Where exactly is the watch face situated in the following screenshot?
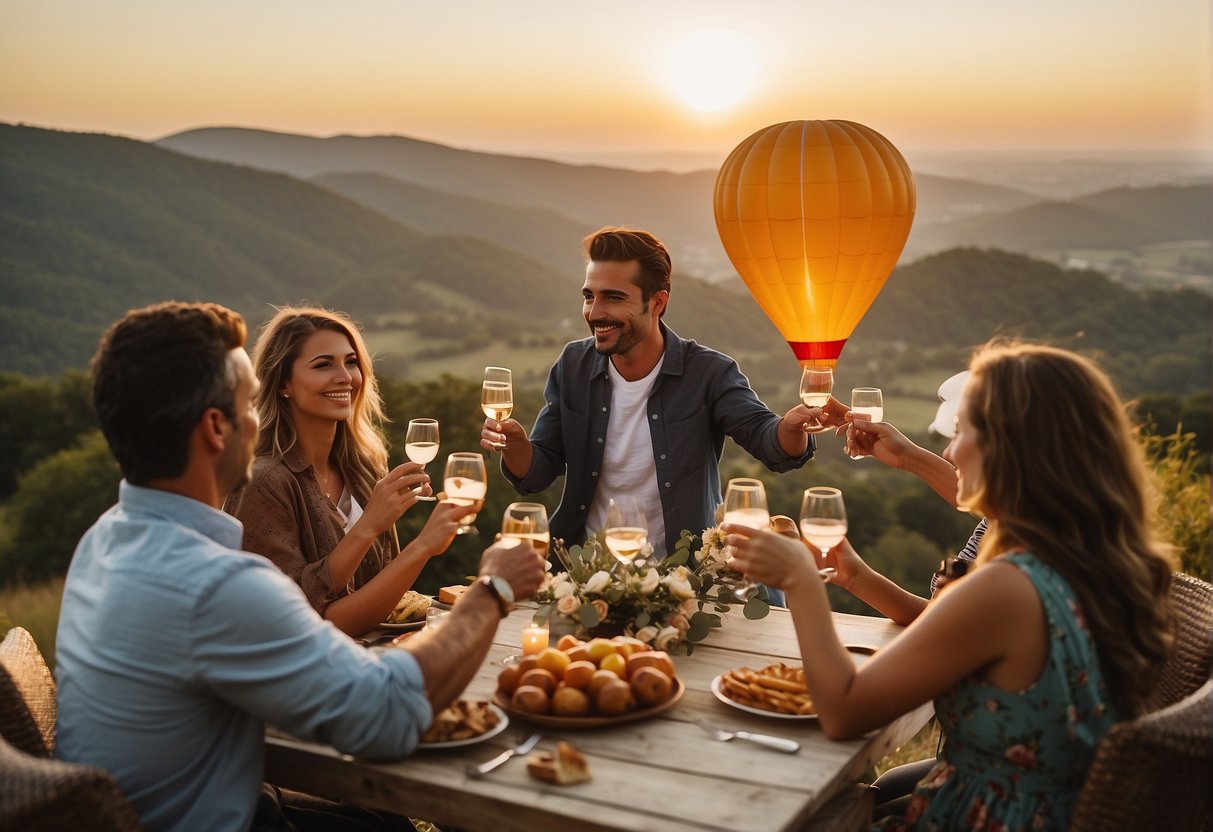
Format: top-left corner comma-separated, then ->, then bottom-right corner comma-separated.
490,576 -> 514,606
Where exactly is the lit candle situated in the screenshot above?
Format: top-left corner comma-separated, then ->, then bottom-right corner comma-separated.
521,624 -> 549,655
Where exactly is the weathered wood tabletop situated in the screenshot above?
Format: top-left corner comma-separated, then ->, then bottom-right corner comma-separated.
264,605 -> 933,832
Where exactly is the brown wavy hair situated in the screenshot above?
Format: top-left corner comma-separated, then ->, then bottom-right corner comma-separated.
964,341 -> 1173,718
250,307 -> 389,517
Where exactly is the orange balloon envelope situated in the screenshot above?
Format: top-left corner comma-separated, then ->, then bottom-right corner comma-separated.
714,120 -> 916,369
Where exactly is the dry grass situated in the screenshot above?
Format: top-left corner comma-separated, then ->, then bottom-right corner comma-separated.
873,718 -> 940,777
0,575 -> 65,666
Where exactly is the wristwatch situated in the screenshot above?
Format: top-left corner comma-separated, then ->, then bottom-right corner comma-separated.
477,574 -> 515,618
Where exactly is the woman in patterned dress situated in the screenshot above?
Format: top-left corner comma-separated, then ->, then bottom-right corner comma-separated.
727,341 -> 1174,830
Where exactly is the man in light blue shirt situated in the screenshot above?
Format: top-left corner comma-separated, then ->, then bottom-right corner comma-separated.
56,302 -> 544,832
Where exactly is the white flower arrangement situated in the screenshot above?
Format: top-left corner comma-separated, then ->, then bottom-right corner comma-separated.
533,527 -> 771,654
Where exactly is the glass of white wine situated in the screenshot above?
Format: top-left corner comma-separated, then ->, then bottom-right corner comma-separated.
799,486 -> 847,579
848,388 -> 883,460
443,452 -> 487,535
723,477 -> 770,601
799,367 -> 834,434
500,502 -> 551,562
481,366 -> 513,450
404,418 -> 439,500
603,497 -> 648,568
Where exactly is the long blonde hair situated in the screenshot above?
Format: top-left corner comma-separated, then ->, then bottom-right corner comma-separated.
964,341 -> 1173,718
251,307 -> 389,511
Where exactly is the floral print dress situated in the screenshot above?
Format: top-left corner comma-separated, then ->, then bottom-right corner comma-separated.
876,553 -> 1116,831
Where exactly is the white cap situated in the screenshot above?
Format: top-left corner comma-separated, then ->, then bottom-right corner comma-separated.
928,371 -> 970,438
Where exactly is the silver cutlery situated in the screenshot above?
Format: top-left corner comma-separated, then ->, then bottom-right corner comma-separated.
466,732 -> 542,778
695,718 -> 800,753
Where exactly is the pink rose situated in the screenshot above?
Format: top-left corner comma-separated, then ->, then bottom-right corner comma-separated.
556,595 -> 581,616
670,613 -> 690,637
591,599 -> 609,621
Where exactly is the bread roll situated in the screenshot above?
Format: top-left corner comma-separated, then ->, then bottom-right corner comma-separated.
438,585 -> 470,605
526,741 -> 591,785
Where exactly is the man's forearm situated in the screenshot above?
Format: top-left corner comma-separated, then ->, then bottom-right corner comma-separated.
406,585 -> 501,711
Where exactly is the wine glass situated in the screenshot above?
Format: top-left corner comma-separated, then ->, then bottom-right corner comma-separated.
501,502 -> 551,562
481,367 -> 513,450
443,452 -> 487,535
722,477 -> 770,601
799,486 -> 847,579
848,388 -> 883,460
799,367 -> 834,434
603,497 -> 648,568
404,418 -> 440,500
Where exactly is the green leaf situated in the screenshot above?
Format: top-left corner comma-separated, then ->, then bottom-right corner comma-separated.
579,603 -> 600,628
634,611 -> 651,629
743,597 -> 769,619
686,622 -> 710,642
689,610 -> 713,627
533,604 -> 552,626
664,548 -> 689,567
685,641 -> 696,656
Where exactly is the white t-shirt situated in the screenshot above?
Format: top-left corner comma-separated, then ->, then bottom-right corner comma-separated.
586,357 -> 667,554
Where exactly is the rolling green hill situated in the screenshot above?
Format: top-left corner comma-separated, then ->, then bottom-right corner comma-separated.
312,172 -> 591,278
0,123 -> 574,374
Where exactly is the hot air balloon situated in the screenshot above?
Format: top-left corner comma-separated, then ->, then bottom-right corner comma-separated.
714,120 -> 915,369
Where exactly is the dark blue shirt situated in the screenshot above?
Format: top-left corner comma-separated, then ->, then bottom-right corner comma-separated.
504,323 -> 814,554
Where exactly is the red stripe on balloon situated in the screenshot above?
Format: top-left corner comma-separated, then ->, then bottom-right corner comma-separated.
788,340 -> 847,361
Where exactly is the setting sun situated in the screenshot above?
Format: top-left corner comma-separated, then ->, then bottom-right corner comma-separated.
664,29 -> 760,114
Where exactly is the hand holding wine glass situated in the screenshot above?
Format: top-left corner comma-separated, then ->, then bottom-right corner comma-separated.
404,418 -> 440,500
501,502 -> 551,561
603,497 -> 648,568
481,367 -> 513,450
799,486 -> 847,579
443,452 -> 487,535
799,367 -> 834,434
723,477 -> 770,600
847,388 -> 883,460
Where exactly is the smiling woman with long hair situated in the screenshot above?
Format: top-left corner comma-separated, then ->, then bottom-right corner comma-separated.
726,341 -> 1174,830
225,307 -> 472,637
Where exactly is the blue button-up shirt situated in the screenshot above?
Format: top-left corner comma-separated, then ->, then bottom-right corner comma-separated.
55,482 -> 432,832
505,323 -> 814,554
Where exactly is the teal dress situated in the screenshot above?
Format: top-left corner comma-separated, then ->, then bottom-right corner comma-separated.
877,553 -> 1117,831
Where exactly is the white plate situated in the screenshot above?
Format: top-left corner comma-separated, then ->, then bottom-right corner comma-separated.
377,619 -> 426,632
710,675 -> 817,721
418,703 -> 509,749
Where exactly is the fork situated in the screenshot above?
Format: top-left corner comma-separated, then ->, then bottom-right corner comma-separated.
466,732 -> 542,778
695,718 -> 800,753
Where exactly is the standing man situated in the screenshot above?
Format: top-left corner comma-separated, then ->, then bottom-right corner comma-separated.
56,301 -> 545,831
481,226 -> 816,557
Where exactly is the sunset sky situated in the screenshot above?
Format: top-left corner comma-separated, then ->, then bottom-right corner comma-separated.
2,0 -> 1210,162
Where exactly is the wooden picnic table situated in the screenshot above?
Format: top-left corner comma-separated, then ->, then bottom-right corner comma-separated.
264,605 -> 933,832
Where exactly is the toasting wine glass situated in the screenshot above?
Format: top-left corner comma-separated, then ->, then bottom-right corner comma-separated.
603,497 -> 648,568
799,486 -> 847,579
723,477 -> 771,601
404,418 -> 439,500
443,452 -> 487,535
799,367 -> 834,434
501,502 -> 550,562
482,367 -> 513,450
848,388 -> 883,460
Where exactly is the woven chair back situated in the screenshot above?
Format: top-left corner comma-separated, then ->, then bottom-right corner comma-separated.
1071,679 -> 1213,831
1147,572 -> 1213,712
0,627 -> 56,757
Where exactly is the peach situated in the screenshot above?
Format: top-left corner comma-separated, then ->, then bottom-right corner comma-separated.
595,677 -> 636,716
497,664 -> 524,697
562,660 -> 597,690
556,634 -> 582,651
588,669 -> 619,699
625,650 -> 676,680
551,686 -> 591,717
518,667 -> 558,696
599,652 -> 627,678
585,638 -> 617,663
511,685 -> 550,715
535,647 -> 572,678
629,666 -> 673,706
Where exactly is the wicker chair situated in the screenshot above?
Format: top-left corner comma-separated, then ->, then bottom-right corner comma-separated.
0,627 -> 142,830
0,627 -> 56,757
1070,678 -> 1213,832
1146,571 -> 1213,712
